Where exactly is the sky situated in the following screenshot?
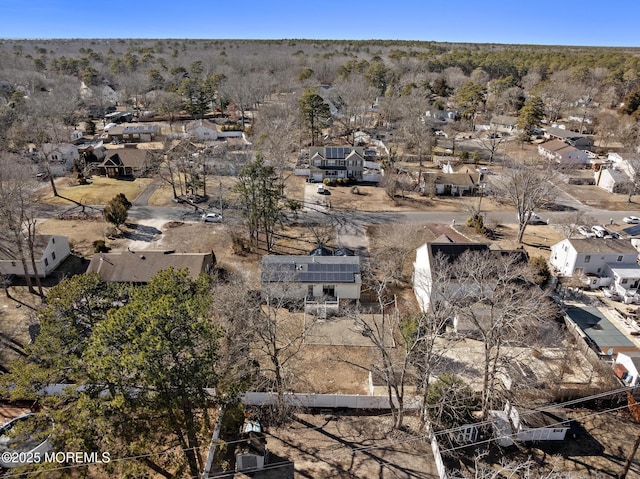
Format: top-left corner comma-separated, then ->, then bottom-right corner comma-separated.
2,0 -> 640,47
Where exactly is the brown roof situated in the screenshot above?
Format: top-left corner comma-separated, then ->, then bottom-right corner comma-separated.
102,149 -> 151,169
435,172 -> 478,187
540,139 -> 575,155
86,250 -> 215,283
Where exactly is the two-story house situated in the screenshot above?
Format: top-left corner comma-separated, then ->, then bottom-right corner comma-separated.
413,238 -> 527,314
40,143 -> 80,176
261,253 -> 361,315
0,235 -> 70,278
307,146 -> 380,183
550,238 -> 640,300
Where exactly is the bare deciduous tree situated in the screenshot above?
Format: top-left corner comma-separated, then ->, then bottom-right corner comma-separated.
490,162 -> 555,243
448,250 -> 558,419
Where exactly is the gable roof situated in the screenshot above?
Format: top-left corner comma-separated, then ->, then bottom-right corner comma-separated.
0,235 -> 57,261
426,241 -> 528,270
86,250 -> 214,283
490,115 -> 518,126
107,123 -> 159,136
539,139 -> 577,155
309,146 -> 365,160
546,127 -> 588,140
186,119 -> 218,132
261,255 -> 360,283
435,172 -> 478,187
101,149 -> 150,169
560,238 -> 638,255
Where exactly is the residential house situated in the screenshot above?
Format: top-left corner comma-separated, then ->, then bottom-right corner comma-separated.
538,139 -> 589,166
40,143 -> 79,176
433,164 -> 479,196
545,126 -> 594,149
0,235 -> 70,278
492,402 -> 572,447
107,123 -> 159,143
86,250 -> 216,284
595,153 -> 638,193
306,146 -> 381,183
489,115 -> 519,134
185,119 -> 219,141
424,109 -> 459,123
595,167 -> 632,193
261,254 -> 361,313
413,238 -> 527,314
96,147 -> 152,178
614,351 -> 640,386
550,238 -> 640,299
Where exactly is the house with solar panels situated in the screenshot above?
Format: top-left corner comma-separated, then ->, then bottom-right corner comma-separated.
261,254 -> 361,315
306,146 -> 381,183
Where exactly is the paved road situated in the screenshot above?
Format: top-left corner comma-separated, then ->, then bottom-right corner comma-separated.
32,194 -> 639,233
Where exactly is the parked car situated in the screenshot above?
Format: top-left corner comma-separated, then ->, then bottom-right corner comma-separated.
577,226 -> 596,238
591,225 -> 607,238
518,212 -> 546,225
201,213 -> 222,223
623,216 -> 640,224
317,184 -> 326,194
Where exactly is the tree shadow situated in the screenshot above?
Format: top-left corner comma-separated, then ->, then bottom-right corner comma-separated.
122,223 -> 162,243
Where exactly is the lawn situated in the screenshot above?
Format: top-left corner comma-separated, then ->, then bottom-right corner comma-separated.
37,176 -> 153,205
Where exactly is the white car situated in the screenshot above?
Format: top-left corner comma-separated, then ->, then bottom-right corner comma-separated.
201,213 -> 222,223
623,216 -> 640,224
577,226 -> 596,238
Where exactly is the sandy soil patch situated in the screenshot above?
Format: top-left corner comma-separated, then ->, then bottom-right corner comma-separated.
266,413 -> 438,479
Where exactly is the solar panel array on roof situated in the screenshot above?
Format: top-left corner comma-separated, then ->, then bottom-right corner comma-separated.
623,225 -> 640,236
262,258 -> 360,283
325,147 -> 351,159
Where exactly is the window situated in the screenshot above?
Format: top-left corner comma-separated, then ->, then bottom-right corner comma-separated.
597,268 -> 601,273
44,258 -> 49,267
584,255 -> 591,263
622,279 -> 629,284
52,251 -> 56,260
52,237 -> 55,243
617,255 -> 623,262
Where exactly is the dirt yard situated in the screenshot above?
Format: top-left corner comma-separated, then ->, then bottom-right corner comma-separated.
265,413 -> 439,479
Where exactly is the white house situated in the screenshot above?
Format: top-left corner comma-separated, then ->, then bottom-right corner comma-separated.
596,153 -> 638,192
41,143 -> 79,176
413,239 -> 526,313
261,254 -> 361,309
0,235 -> 70,278
538,139 -> 589,166
185,119 -> 219,141
595,167 -> 632,193
614,351 -> 640,386
550,238 -> 640,296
